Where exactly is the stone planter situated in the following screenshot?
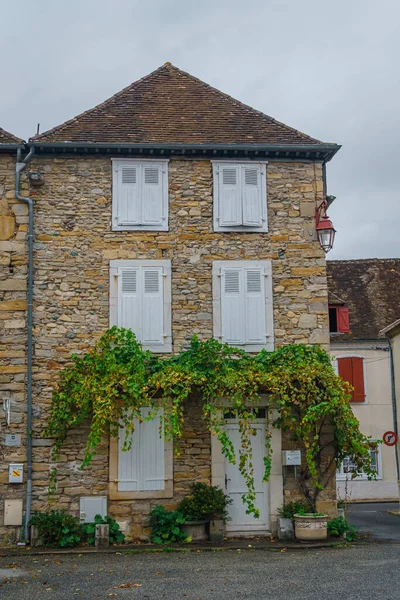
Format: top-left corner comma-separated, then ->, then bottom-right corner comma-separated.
278,517 -> 294,541
209,519 -> 225,542
337,507 -> 345,519
294,514 -> 328,542
181,520 -> 208,542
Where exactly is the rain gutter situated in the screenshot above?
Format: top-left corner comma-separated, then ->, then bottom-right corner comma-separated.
15,146 -> 35,542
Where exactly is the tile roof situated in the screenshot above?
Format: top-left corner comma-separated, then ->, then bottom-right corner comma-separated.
327,259 -> 400,341
32,63 -> 333,146
0,126 -> 23,145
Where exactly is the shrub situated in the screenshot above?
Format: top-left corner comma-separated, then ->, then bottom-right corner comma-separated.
148,505 -> 187,544
82,514 -> 125,545
277,501 -> 312,521
29,509 -> 82,548
327,517 -> 358,541
177,483 -> 232,522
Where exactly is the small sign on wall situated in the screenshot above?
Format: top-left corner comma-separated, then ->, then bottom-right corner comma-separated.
8,463 -> 23,483
4,433 -> 22,447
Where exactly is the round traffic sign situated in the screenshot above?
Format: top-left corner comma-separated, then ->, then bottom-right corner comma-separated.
383,431 -> 398,446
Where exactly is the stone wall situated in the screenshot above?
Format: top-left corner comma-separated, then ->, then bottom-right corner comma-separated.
0,153 -> 28,542
1,155 -> 333,540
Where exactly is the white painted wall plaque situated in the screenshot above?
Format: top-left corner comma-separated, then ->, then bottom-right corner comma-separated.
4,433 -> 22,447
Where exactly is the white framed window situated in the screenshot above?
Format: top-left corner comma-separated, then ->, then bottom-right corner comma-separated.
212,260 -> 274,352
109,407 -> 173,500
109,259 -> 172,352
336,443 -> 382,481
112,159 -> 169,231
212,161 -> 268,232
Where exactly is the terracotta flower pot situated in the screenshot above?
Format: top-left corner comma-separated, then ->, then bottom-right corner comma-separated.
294,514 -> 328,542
181,520 -> 208,542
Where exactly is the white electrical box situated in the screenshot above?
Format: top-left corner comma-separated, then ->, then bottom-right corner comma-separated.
79,496 -> 107,523
8,464 -> 24,483
4,499 -> 23,526
282,450 -> 301,466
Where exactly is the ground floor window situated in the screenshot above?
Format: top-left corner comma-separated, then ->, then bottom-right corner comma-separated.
337,443 -> 381,480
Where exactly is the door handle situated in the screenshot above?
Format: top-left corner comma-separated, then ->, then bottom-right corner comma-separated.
225,474 -> 231,489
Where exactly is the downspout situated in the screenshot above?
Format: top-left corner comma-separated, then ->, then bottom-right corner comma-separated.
386,335 -> 400,481
15,145 -> 35,542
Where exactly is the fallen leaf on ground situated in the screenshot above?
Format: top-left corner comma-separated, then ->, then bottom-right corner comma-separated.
114,583 -> 142,588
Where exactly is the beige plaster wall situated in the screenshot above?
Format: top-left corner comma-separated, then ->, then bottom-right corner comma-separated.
332,346 -> 398,501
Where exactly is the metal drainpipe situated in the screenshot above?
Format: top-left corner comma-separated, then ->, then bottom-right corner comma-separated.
15,145 -> 35,542
386,336 -> 400,481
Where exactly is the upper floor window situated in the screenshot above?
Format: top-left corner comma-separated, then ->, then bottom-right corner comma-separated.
212,260 -> 274,352
329,305 -> 350,333
112,159 -> 168,231
109,259 -> 172,353
212,162 -> 268,232
337,356 -> 366,403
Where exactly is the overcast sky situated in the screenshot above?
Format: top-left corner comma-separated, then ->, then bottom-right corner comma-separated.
1,0 -> 399,260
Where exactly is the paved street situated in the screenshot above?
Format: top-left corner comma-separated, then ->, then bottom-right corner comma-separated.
1,544 -> 400,599
347,502 -> 400,541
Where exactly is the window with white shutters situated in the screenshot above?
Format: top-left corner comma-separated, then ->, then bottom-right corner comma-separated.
212,162 -> 267,232
112,160 -> 168,231
213,260 -> 274,352
118,408 -> 165,492
110,260 -> 172,352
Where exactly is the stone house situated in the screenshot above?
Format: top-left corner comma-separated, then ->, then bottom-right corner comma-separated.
0,63 -> 341,542
327,259 -> 400,502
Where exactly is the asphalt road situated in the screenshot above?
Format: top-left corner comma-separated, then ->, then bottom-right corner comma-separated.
347,502 -> 400,541
1,544 -> 400,600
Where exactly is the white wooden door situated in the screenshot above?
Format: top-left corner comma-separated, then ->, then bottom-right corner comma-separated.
225,419 -> 269,532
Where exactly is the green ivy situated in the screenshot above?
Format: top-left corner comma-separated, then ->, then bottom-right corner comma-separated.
148,505 -> 188,544
45,327 -> 377,515
29,509 -> 83,548
327,516 -> 358,541
82,514 -> 125,545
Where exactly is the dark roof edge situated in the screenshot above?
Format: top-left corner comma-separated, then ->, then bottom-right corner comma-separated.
28,142 -> 341,162
0,143 -> 25,150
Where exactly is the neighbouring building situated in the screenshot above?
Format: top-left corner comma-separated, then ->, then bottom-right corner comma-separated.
0,63 -> 341,542
327,259 -> 400,502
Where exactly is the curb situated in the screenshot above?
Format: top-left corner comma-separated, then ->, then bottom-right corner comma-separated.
0,539 -> 353,557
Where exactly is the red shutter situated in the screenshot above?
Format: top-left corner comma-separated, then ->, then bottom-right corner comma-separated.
338,357 -> 353,400
351,357 -> 365,402
338,356 -> 365,403
337,307 -> 350,333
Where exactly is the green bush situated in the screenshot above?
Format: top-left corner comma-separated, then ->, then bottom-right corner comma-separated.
82,514 -> 125,545
148,505 -> 187,544
277,501 -> 312,521
29,509 -> 82,548
177,483 -> 232,522
327,517 -> 358,541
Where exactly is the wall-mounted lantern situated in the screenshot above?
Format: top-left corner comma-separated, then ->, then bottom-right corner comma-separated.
316,199 -> 336,253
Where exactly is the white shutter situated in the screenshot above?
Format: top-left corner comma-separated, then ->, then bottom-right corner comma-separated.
218,166 -> 242,226
142,164 -> 164,225
140,408 -> 165,491
118,419 -> 140,491
118,408 -> 165,492
242,166 -> 263,227
244,269 -> 266,344
118,268 -> 141,339
141,267 -> 164,345
221,268 -> 245,345
117,164 -> 141,225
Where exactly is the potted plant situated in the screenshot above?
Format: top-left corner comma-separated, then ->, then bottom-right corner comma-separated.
293,508 -> 328,542
177,483 -> 231,542
276,501 -> 311,540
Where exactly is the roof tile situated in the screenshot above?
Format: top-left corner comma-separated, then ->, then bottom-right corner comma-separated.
327,259 -> 400,341
32,63 -> 331,146
0,126 -> 23,145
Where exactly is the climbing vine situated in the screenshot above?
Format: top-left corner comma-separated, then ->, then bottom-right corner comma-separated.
45,327 -> 377,514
